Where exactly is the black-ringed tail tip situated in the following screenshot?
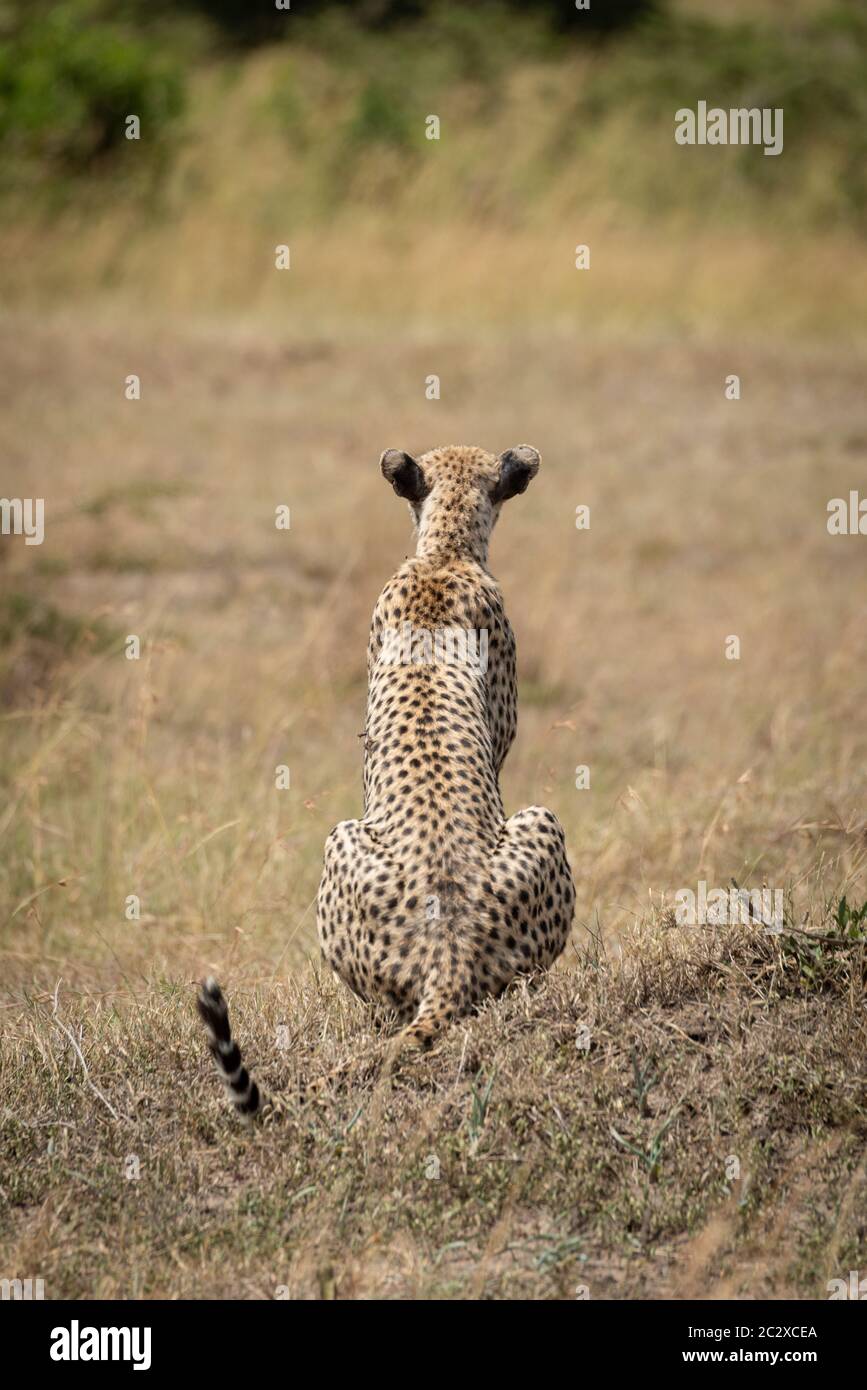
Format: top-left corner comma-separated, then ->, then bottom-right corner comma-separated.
196,977 -> 262,1117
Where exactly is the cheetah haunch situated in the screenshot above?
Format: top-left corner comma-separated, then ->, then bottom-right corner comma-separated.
198,445 -> 575,1115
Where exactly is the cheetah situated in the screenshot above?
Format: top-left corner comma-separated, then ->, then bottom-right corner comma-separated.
198,445 -> 575,1115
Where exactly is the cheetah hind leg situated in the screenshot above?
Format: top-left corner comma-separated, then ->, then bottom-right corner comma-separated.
307,1000 -> 445,1101
377,991 -> 450,1080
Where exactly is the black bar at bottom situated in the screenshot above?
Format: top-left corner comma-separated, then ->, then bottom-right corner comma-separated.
5,1297 -> 861,1375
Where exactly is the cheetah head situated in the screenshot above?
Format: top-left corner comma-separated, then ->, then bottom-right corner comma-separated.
380,443 -> 540,562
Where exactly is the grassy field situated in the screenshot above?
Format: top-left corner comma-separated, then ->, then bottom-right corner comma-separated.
1,305 -> 865,1298
1,0 -> 866,1301
3,918 -> 865,1299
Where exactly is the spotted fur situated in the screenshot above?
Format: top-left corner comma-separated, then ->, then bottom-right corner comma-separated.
319,444 -> 575,1045
198,443 -> 576,1116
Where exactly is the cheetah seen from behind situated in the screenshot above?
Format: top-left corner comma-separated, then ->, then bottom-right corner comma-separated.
198,444 -> 576,1115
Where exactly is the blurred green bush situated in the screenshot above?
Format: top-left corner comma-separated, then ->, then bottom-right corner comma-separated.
0,0 -> 184,169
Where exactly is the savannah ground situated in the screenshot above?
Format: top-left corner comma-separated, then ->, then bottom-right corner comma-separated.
1,0 -> 866,1299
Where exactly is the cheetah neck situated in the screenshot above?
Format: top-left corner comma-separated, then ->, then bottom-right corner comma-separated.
414,500 -> 491,567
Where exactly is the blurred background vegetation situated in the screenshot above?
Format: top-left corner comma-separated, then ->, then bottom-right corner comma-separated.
0,0 -> 865,322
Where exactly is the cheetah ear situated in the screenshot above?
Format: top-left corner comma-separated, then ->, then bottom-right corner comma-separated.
380,449 -> 428,504
493,445 -> 540,503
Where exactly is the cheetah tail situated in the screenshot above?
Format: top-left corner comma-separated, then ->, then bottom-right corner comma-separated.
196,977 -> 264,1118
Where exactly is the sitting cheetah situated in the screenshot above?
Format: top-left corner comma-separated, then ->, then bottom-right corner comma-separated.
198,445 -> 575,1115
